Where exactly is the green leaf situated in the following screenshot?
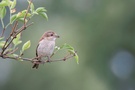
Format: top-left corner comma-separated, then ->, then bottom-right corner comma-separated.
13,54 -> 19,57
60,43 -> 79,64
0,37 -> 4,41
5,0 -> 11,6
8,53 -> 18,57
27,0 -> 34,13
30,2 -> 34,13
32,11 -> 38,15
38,12 -> 48,21
74,53 -> 79,64
0,1 -> 8,7
13,33 -> 22,47
10,14 -> 17,24
17,18 -> 28,23
36,7 -> 47,13
60,43 -> 74,50
16,10 -> 31,18
0,41 -> 6,48
22,40 -> 31,52
10,0 -> 16,9
68,49 -> 75,54
0,6 -> 6,18
15,40 -> 22,46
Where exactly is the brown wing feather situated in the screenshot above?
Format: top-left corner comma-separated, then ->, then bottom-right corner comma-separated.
32,44 -> 39,69
36,44 -> 39,57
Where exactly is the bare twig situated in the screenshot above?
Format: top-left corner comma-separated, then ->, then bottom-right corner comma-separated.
1,21 -> 19,55
7,47 -> 18,55
24,0 -> 32,27
2,52 -> 76,64
0,28 -> 6,37
5,22 -> 33,49
0,22 -> 33,57
11,21 -> 18,34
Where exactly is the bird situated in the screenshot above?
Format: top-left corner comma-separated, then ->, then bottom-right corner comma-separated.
32,31 -> 60,69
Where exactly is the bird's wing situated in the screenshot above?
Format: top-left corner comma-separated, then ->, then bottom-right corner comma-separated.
36,44 -> 39,57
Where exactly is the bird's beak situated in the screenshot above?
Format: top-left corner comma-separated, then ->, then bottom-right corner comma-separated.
55,35 -> 60,38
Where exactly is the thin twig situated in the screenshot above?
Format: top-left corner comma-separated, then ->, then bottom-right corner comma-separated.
1,18 -> 4,28
0,28 -> 5,37
4,22 -> 33,49
2,52 -> 76,64
1,22 -> 18,55
1,22 -> 33,56
6,47 -> 18,55
16,22 -> 33,35
11,21 -> 18,35
24,0 -> 32,27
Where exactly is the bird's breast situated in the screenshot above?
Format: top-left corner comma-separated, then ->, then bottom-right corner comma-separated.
37,39 -> 55,57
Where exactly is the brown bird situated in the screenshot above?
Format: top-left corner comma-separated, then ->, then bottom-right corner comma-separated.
32,31 -> 60,69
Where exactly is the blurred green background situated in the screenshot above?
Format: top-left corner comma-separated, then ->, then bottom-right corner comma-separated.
1,0 -> 135,90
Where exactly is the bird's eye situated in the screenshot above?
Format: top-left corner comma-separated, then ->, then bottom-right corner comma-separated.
50,34 -> 53,36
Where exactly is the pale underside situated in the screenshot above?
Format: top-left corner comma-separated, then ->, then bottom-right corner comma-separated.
37,38 -> 55,61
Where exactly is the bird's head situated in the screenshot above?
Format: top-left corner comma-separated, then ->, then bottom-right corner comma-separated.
39,30 -> 60,41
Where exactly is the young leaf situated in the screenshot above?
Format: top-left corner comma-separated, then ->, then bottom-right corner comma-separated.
0,37 -> 4,41
16,11 -> 31,18
38,12 -> 48,21
13,54 -> 19,57
36,7 -> 47,13
14,40 -> 22,47
0,7 -> 6,18
32,11 -> 38,15
15,41 -> 22,46
10,0 -> 16,9
68,49 -> 75,54
13,33 -> 22,47
60,43 -> 79,64
30,2 -> 34,13
60,43 -> 74,50
74,53 -> 79,64
5,0 -> 11,6
13,33 -> 21,43
0,1 -> 8,7
17,18 -> 28,23
0,41 -> 6,48
7,53 -> 18,58
22,40 -> 31,52
10,14 -> 17,24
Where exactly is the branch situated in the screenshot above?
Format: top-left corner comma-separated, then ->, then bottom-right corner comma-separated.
0,22 -> 33,57
24,0 -> 32,27
2,51 -> 77,65
0,28 -> 5,37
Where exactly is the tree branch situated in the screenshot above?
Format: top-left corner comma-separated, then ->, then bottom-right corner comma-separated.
1,51 -> 77,65
24,0 -> 32,27
0,28 -> 5,37
0,22 -> 33,57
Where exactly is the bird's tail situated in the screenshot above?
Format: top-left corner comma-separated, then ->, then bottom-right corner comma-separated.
32,63 -> 39,69
33,45 -> 40,69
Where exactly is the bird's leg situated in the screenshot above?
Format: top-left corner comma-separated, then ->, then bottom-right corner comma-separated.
32,55 -> 42,64
46,56 -> 50,62
36,55 -> 42,60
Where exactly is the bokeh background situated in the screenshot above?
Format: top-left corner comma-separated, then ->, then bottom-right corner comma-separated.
1,0 -> 135,90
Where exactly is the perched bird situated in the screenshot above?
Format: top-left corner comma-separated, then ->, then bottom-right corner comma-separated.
32,31 -> 60,69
